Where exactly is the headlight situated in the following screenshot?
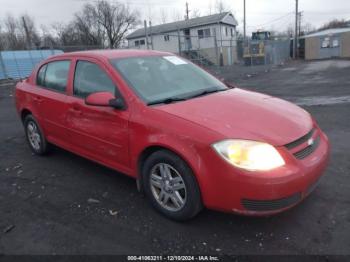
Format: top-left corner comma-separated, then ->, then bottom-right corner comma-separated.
212,139 -> 285,171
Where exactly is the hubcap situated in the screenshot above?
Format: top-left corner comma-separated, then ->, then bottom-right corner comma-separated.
149,163 -> 187,212
27,121 -> 41,151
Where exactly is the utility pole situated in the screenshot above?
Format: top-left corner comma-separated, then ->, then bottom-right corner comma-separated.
293,0 -> 298,59
22,16 -> 32,49
298,11 -> 303,36
144,20 -> 149,50
185,2 -> 190,20
243,0 -> 246,42
149,20 -> 154,50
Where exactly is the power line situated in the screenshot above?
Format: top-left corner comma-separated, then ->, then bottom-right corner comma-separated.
246,12 -> 293,29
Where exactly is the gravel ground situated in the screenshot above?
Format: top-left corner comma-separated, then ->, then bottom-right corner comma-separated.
0,59 -> 349,256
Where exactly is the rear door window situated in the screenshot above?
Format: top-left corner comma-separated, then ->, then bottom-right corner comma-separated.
73,60 -> 115,98
39,61 -> 70,93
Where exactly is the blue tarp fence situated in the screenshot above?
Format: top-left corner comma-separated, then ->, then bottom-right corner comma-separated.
0,50 -> 63,80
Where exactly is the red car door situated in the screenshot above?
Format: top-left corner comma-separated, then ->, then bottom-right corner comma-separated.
34,60 -> 71,144
65,58 -> 130,172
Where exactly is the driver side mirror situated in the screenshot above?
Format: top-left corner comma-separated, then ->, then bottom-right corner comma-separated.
85,91 -> 125,110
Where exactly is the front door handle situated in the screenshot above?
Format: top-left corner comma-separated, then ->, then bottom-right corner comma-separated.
33,96 -> 43,103
70,105 -> 83,116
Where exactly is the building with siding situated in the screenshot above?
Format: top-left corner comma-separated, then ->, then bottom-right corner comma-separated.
304,28 -> 350,60
126,12 -> 238,65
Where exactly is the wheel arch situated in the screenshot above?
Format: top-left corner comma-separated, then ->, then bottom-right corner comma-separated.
136,143 -> 203,196
21,108 -> 32,122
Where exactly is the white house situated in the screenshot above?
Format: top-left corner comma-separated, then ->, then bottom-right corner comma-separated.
126,12 -> 238,65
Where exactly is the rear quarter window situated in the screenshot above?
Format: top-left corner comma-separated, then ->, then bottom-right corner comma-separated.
36,60 -> 70,93
36,64 -> 47,86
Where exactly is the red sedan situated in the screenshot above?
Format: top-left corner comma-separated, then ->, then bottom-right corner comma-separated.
15,50 -> 330,220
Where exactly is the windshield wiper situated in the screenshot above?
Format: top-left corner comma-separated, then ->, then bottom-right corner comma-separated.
147,88 -> 227,105
186,88 -> 226,99
147,96 -> 187,106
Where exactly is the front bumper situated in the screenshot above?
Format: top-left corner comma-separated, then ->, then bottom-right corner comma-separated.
197,129 -> 330,215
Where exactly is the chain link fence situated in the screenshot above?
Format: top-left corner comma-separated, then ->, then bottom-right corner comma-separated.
0,39 -> 292,80
128,33 -> 238,67
237,39 -> 291,66
128,32 -> 291,67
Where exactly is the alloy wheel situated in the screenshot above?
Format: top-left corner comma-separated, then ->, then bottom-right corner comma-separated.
149,163 -> 187,212
27,121 -> 41,151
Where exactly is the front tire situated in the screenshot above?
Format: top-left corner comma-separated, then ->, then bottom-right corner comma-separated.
24,115 -> 49,155
142,150 -> 202,221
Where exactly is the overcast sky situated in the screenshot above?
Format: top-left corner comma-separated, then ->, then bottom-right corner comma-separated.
0,0 -> 349,34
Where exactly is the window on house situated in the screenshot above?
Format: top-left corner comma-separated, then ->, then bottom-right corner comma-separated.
230,28 -> 234,37
164,35 -> 170,41
198,28 -> 211,39
140,39 -> 145,45
198,30 -> 203,39
225,27 -> 228,36
332,39 -> 339,48
135,40 -> 140,47
321,37 -> 330,48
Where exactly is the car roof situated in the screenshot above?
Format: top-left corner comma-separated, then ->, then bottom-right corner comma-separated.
48,49 -> 173,61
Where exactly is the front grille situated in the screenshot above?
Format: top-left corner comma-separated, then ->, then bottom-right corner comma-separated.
242,193 -> 302,211
293,135 -> 320,159
284,128 -> 321,160
285,128 -> 315,150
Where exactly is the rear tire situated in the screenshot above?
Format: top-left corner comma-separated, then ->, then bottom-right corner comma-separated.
142,150 -> 202,221
24,115 -> 49,155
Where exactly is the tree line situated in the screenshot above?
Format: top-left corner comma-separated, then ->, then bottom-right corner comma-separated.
0,0 -> 140,51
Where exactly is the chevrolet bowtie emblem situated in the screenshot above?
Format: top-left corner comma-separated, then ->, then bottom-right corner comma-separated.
307,138 -> 314,146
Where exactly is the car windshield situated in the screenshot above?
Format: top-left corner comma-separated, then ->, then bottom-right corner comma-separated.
110,55 -> 228,105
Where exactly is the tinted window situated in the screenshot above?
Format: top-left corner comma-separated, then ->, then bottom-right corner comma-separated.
74,61 -> 115,98
37,64 -> 47,86
44,61 -> 70,92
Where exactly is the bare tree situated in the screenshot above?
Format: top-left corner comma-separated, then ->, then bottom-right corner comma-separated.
191,9 -> 201,18
74,3 -> 105,47
52,22 -> 81,46
3,14 -> 22,49
208,2 -> 213,15
0,21 -> 4,50
0,0 -> 139,50
285,24 -> 294,38
94,0 -> 139,48
215,0 -> 230,14
319,19 -> 348,31
303,22 -> 316,35
19,14 -> 40,49
160,8 -> 168,24
172,10 -> 182,22
40,25 -> 58,48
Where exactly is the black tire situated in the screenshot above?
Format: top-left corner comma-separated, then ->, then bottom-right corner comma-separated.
23,115 -> 49,155
142,150 -> 202,221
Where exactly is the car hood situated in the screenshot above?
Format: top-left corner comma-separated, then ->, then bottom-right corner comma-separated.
155,88 -> 313,146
